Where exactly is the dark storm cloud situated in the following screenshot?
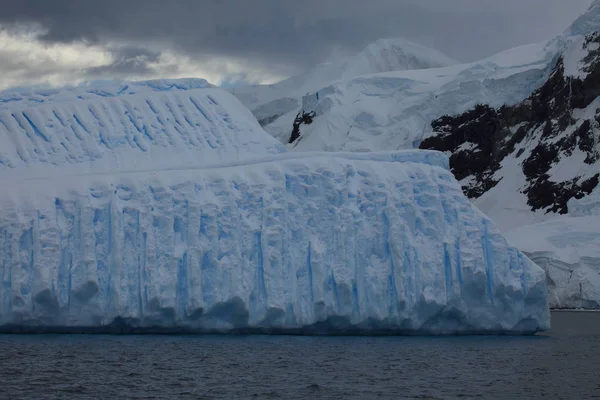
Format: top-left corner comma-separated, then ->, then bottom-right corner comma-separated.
0,0 -> 594,81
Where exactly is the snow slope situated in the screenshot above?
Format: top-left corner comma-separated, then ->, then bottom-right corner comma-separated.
0,150 -> 549,334
230,38 -> 458,125
0,79 -> 284,174
265,40 -> 559,151
259,3 -> 600,153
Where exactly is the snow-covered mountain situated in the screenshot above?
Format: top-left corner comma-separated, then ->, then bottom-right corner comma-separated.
419,7 -> 600,308
260,40 -> 559,150
420,32 -> 600,228
227,1 -> 600,309
0,80 -> 549,333
229,38 -> 457,127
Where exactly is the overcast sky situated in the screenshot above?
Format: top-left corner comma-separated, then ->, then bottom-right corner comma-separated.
0,0 -> 594,90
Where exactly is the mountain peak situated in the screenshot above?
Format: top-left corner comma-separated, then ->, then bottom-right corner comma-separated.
330,37 -> 458,81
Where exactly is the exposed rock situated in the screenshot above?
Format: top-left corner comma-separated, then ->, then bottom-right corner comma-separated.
420,33 -> 600,215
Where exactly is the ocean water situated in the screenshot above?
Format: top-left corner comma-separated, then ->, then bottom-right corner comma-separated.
1,312 -> 599,400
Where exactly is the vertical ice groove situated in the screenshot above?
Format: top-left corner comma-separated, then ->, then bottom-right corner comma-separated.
54,199 -> 70,310
455,236 -> 463,290
382,211 -> 399,316
173,195 -> 190,319
249,231 -> 267,323
481,219 -> 495,303
176,253 -> 188,320
107,196 -> 121,317
140,231 -> 147,319
307,240 -> 315,320
443,243 -> 453,301
123,206 -> 141,318
18,222 -> 34,309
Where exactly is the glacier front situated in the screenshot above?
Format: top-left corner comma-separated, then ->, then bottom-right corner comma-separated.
0,149 -> 549,334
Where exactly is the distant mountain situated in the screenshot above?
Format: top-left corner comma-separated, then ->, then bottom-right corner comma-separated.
264,40 -> 558,151
229,38 -> 457,125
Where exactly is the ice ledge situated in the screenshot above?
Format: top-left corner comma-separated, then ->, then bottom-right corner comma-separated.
0,150 -> 450,183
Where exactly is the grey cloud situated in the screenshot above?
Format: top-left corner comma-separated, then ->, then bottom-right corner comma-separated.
84,46 -> 162,78
0,0 -> 594,82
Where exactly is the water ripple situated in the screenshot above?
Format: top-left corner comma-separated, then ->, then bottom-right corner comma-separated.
0,312 -> 599,399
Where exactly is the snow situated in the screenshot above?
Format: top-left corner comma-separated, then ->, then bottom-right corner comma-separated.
473,142 -> 549,233
229,37 -> 458,122
505,216 -> 600,309
565,0 -> 600,38
0,79 -> 213,110
562,36 -> 590,78
569,186 -> 600,217
261,40 -> 560,152
0,80 -> 285,173
0,149 -> 549,334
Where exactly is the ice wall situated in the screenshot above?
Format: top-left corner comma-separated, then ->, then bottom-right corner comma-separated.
0,151 -> 550,334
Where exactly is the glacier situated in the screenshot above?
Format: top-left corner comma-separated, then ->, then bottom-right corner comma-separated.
0,81 -> 550,334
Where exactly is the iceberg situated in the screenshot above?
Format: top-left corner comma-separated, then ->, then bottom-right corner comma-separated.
0,154 -> 550,334
0,82 -> 549,334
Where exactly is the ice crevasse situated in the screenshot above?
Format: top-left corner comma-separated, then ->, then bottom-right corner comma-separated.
0,84 -> 550,334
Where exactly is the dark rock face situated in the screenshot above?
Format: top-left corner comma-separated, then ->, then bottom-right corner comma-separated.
420,33 -> 600,214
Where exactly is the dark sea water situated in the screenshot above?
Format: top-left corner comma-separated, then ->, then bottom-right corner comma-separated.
1,312 -> 599,400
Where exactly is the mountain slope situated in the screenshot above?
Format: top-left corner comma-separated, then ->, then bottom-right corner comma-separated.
420,32 -> 600,228
266,40 -> 558,151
